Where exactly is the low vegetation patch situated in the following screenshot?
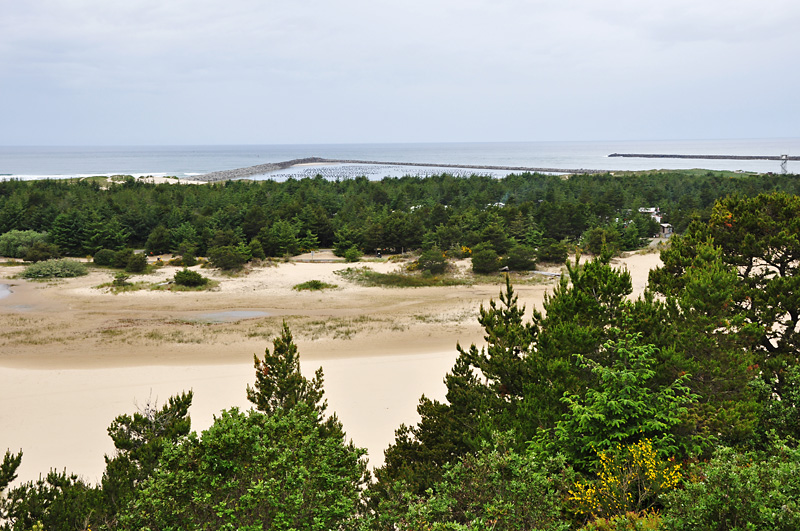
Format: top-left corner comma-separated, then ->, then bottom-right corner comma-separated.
334,266 -> 471,288
293,280 -> 337,291
174,268 -> 208,287
20,259 -> 88,279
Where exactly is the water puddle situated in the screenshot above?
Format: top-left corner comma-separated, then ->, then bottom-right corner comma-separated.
0,284 -> 10,300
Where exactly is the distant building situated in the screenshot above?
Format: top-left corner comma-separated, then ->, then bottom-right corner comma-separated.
639,207 -> 662,224
660,223 -> 673,238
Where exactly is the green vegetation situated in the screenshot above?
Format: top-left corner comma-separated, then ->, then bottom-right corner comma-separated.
335,266 -> 471,287
20,258 -> 88,279
173,268 -> 208,287
5,177 -> 800,529
293,279 -> 337,291
3,169 -> 799,271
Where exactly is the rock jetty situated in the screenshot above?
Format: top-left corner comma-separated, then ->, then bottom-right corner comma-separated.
609,153 -> 800,161
191,158 -> 604,182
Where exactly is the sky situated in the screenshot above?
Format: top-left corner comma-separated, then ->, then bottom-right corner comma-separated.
1,1 -> 799,145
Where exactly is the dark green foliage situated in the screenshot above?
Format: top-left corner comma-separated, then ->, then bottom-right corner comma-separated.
208,244 -> 247,270
101,391 -> 193,526
752,364 -> 800,442
0,450 -> 22,495
417,246 -> 448,274
662,445 -> 800,531
112,272 -> 131,287
173,268 -> 208,287
23,240 -> 60,262
246,323 -> 328,419
293,279 -> 337,291
538,237 -> 569,263
552,333 -> 698,470
1,469 -> 102,531
144,224 -> 171,255
248,237 -> 266,260
471,243 -> 499,273
583,226 -> 620,256
118,406 -> 367,531
503,243 -> 537,271
93,248 -> 117,266
344,245 -> 362,262
398,441 -> 572,531
124,252 -> 147,273
112,248 -> 134,269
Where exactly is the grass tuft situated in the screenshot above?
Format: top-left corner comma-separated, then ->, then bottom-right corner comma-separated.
334,267 -> 472,288
293,280 -> 338,291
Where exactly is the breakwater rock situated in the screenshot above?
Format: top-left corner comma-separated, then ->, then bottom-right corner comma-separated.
609,153 -> 800,161
191,158 -> 604,182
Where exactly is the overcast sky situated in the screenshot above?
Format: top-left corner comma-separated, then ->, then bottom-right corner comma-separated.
1,1 -> 798,145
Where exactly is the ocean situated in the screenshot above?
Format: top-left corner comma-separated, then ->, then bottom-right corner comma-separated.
1,139 -> 799,181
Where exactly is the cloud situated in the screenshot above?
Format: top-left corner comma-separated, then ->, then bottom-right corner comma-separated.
1,0 -> 798,144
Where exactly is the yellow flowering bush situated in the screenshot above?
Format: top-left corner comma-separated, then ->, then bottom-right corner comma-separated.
570,439 -> 682,519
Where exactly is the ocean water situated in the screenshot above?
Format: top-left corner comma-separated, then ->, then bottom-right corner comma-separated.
1,139 -> 799,181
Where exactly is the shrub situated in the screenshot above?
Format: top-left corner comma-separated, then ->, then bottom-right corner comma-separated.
174,268 -> 208,287
504,244 -> 537,271
583,227 -> 621,256
208,245 -> 247,271
93,249 -> 117,266
344,246 -> 362,263
569,439 -> 682,519
538,238 -> 569,263
0,230 -> 49,258
293,280 -> 337,291
113,272 -> 131,287
21,259 -> 88,279
661,445 -> 800,531
417,246 -> 448,275
402,445 -> 571,531
24,241 -> 61,263
125,253 -> 148,273
471,244 -> 499,274
580,512 -> 664,531
113,248 -> 135,269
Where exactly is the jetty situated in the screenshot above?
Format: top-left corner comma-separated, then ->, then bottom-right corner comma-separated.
191,157 -> 604,182
609,153 -> 799,161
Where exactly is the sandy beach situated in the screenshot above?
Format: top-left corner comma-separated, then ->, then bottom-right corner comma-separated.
0,250 -> 662,485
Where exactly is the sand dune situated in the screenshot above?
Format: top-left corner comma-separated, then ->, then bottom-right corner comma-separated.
0,250 -> 662,484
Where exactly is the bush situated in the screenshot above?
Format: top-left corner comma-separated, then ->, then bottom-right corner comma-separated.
504,244 -> 537,271
93,249 -> 117,266
174,268 -> 208,287
538,238 -> 569,263
113,248 -> 135,269
208,245 -> 247,271
580,512 -> 664,531
569,439 -> 682,519
0,230 -> 49,258
125,253 -> 148,273
24,241 -> 61,263
417,246 -> 448,274
661,445 -> 800,531
471,244 -> 499,274
293,280 -> 337,291
583,227 -> 620,256
344,246 -> 362,263
113,272 -> 132,287
21,259 -> 88,279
